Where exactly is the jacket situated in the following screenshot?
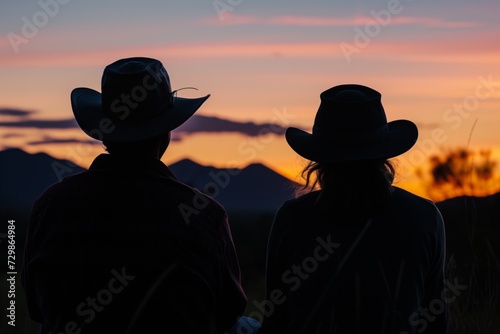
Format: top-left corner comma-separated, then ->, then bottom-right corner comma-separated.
258,186 -> 448,334
22,153 -> 247,333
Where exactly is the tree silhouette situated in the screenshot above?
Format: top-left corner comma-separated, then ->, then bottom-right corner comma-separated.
416,147 -> 499,201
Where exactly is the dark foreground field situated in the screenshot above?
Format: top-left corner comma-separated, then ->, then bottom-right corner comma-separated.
1,196 -> 499,333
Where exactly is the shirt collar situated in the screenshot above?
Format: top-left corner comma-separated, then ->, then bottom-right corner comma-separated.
89,154 -> 177,180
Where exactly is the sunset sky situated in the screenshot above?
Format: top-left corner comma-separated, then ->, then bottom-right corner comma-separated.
1,0 -> 499,199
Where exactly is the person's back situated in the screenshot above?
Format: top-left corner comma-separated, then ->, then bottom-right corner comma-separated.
257,84 -> 448,334
262,187 -> 445,333
22,57 -> 247,333
24,155 -> 245,333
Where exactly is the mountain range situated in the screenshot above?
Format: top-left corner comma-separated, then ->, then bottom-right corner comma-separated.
0,148 -> 299,216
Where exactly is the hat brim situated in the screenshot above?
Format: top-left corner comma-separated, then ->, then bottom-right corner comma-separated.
285,120 -> 418,163
71,87 -> 210,142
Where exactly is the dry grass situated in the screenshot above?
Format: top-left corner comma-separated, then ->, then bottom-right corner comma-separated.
446,254 -> 500,334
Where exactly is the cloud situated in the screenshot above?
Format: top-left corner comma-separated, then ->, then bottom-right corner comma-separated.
0,113 -> 289,136
2,133 -> 25,139
19,114 -> 291,145
0,108 -> 35,117
0,118 -> 78,129
0,108 -> 78,129
27,136 -> 100,146
174,114 -> 289,138
0,41 -> 339,68
0,108 -> 295,142
203,13 -> 480,28
209,13 -> 261,25
267,15 -> 365,26
2,30 -> 495,68
388,16 -> 480,28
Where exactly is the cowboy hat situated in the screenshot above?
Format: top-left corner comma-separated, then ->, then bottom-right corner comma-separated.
285,84 -> 418,163
71,57 -> 210,142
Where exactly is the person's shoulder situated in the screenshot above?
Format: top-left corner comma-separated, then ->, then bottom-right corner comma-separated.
188,185 -> 226,213
392,186 -> 435,204
28,170 -> 89,215
173,181 -> 228,224
390,188 -> 446,244
276,191 -> 321,214
36,170 -> 89,200
391,186 -> 442,216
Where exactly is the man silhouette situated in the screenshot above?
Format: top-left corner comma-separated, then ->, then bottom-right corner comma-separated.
22,57 -> 247,333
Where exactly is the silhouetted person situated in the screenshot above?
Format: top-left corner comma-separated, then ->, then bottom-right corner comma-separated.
256,85 -> 448,333
22,57 -> 247,334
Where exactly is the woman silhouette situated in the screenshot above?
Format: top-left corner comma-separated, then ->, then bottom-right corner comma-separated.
257,84 -> 448,334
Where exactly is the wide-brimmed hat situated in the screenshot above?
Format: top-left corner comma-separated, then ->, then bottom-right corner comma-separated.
285,84 -> 418,163
71,57 -> 210,142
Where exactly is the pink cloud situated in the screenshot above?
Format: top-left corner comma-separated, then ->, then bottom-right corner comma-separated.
0,41 -> 339,68
0,23 -> 496,69
268,15 -> 371,26
2,38 -> 497,69
202,13 -> 480,28
270,15 -> 480,28
202,12 -> 261,25
389,16 -> 480,28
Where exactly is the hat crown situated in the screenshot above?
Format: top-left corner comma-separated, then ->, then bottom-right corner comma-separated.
118,61 -> 145,73
101,57 -> 173,123
312,84 -> 388,141
334,89 -> 367,101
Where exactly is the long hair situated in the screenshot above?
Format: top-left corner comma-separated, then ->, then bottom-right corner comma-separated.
300,159 -> 395,223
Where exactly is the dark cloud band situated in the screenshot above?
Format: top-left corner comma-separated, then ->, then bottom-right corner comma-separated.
0,108 -> 35,117
1,108 -> 295,140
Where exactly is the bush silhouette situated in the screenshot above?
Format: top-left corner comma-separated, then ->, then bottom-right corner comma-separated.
416,147 -> 499,201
